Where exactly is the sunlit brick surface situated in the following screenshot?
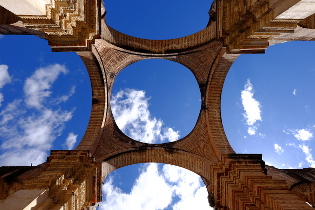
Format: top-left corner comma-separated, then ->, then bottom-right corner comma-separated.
2,0 -> 315,209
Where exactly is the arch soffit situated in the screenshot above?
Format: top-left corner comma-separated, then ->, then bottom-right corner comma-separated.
101,148 -> 215,184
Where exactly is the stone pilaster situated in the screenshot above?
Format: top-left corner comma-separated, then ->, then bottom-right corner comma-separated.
217,0 -> 315,53
0,0 -> 101,51
0,150 -> 101,210
211,154 -> 313,209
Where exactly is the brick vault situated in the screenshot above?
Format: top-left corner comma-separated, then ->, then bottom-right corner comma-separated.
1,0 -> 315,209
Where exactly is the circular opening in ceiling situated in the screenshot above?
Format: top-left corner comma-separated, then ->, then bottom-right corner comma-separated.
100,163 -> 210,209
103,0 -> 214,40
0,35 -> 91,166
221,41 -> 315,169
111,59 -> 201,144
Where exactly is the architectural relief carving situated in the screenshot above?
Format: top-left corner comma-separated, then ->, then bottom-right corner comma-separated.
0,151 -> 101,210
0,0 -> 101,51
1,0 -> 315,209
217,0 -> 315,53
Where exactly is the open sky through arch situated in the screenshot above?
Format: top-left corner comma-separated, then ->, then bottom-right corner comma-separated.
1,0 -> 315,209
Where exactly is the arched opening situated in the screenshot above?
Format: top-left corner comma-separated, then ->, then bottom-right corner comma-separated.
100,163 -> 211,209
111,59 -> 201,144
221,41 -> 315,169
0,35 -> 91,166
103,0 -> 213,40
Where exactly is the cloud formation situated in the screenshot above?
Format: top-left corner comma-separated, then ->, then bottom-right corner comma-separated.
293,89 -> 297,95
274,143 -> 284,155
24,64 -> 68,109
65,132 -> 78,150
100,164 -> 211,210
0,64 -> 75,166
100,89 -> 212,209
293,129 -> 313,141
111,89 -> 179,143
0,65 -> 12,106
54,86 -> 76,105
299,145 -> 315,167
241,79 -> 262,135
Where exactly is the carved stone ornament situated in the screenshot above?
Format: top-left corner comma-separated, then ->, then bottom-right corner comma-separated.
18,0 -> 101,51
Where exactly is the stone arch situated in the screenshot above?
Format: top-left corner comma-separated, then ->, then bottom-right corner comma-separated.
100,17 -> 217,54
86,38 -> 235,164
100,147 -> 217,206
76,50 -> 108,152
102,148 -> 214,181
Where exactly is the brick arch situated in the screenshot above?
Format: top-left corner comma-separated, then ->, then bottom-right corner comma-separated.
102,148 -> 214,180
100,17 -> 217,54
100,158 -> 215,206
100,148 -> 216,204
76,36 -> 237,164
76,49 -> 109,153
205,52 -> 239,158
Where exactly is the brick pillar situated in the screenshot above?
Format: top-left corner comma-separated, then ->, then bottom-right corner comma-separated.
0,150 -> 101,210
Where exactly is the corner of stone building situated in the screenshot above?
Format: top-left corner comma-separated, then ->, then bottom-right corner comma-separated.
0,150 -> 102,210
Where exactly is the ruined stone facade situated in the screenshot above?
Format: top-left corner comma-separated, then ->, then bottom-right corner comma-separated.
1,0 -> 315,209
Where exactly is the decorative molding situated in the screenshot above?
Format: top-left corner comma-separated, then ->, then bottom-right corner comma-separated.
19,0 -> 101,51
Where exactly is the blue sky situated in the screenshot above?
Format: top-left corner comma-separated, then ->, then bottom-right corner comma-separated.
1,0 -> 315,209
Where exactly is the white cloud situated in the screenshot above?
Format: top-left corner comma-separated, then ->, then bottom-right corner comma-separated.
299,145 -> 315,167
111,89 -> 179,143
0,64 -> 74,166
0,108 -> 73,166
274,143 -> 284,155
286,142 -> 297,147
247,126 -> 257,135
54,86 -> 76,104
0,99 -> 23,125
0,65 -> 12,107
293,129 -> 313,141
65,132 -> 78,150
100,163 -> 212,210
293,89 -> 297,95
283,129 -> 291,135
24,64 -> 68,109
100,164 -> 173,210
0,148 -> 47,166
163,164 -> 211,210
241,79 -> 262,135
0,34 -> 3,39
0,94 -> 3,107
0,65 -> 11,88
